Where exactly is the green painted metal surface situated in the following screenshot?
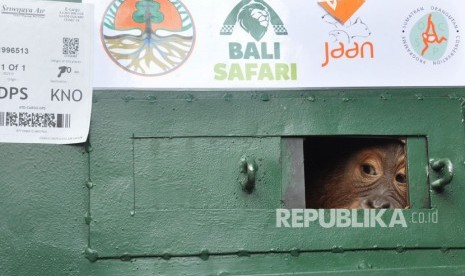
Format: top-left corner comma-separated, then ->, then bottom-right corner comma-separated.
88,89 -> 465,259
2,0 -> 461,271
2,88 -> 465,275
133,137 -> 281,209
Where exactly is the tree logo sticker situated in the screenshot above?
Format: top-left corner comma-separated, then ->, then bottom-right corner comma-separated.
220,0 -> 288,42
101,0 -> 195,76
402,6 -> 460,65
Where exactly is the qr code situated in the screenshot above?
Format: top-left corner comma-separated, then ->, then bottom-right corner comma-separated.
63,37 -> 79,55
0,112 -> 71,128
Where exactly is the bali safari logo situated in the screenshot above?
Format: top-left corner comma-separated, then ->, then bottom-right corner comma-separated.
402,6 -> 460,65
100,0 -> 195,76
318,0 -> 373,67
214,0 -> 297,81
219,0 -> 287,41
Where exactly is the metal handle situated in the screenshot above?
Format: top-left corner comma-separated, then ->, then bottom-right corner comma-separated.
430,158 -> 453,192
239,156 -> 258,193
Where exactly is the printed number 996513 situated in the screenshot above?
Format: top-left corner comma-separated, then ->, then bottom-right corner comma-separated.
1,47 -> 29,54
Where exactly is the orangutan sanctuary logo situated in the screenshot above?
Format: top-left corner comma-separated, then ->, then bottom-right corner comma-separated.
402,6 -> 460,65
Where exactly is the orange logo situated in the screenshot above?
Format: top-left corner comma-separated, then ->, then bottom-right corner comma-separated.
421,14 -> 447,56
319,0 -> 365,24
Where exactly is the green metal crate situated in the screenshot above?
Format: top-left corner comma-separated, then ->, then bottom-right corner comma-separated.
2,88 -> 465,275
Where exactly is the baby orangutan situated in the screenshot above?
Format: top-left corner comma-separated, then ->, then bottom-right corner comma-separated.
306,138 -> 409,209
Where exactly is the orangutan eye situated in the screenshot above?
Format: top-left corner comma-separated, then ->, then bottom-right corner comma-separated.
396,173 -> 407,184
361,164 -> 377,176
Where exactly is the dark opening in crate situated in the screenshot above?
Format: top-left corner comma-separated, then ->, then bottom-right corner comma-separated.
304,137 -> 409,209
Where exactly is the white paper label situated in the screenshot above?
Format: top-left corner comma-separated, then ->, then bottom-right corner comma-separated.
0,0 -> 93,144
83,0 -> 465,89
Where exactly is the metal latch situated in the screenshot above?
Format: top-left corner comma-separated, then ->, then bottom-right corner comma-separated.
239,155 -> 258,193
429,158 -> 453,192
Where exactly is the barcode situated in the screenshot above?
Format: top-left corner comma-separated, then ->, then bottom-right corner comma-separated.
63,37 -> 79,55
0,112 -> 71,128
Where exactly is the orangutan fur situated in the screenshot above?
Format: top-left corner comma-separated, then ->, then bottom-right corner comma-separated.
306,138 -> 409,209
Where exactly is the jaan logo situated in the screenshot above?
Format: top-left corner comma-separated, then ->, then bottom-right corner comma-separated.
215,0 -> 297,81
319,1 -> 373,67
402,7 -> 461,65
100,0 -> 195,76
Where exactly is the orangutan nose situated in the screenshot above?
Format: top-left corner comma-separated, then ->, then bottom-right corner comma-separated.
361,197 -> 391,209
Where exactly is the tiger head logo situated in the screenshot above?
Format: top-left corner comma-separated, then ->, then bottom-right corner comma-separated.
220,0 -> 288,41
238,2 -> 270,41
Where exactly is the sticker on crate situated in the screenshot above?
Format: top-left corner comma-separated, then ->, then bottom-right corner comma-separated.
100,0 -> 195,76
214,0 -> 297,82
0,0 -> 93,144
318,0 -> 365,24
82,0 -> 465,88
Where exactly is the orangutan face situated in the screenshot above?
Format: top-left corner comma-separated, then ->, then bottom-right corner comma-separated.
309,139 -> 409,209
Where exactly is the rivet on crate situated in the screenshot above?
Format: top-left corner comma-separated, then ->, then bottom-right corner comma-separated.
86,181 -> 93,189
146,95 -> 157,103
84,247 -> 98,262
415,94 -> 424,100
357,260 -> 373,269
306,96 -> 315,102
223,93 -> 233,102
260,93 -> 270,102
84,212 -> 92,225
290,248 -> 300,257
162,252 -> 171,260
237,249 -> 251,257
199,249 -> 210,261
